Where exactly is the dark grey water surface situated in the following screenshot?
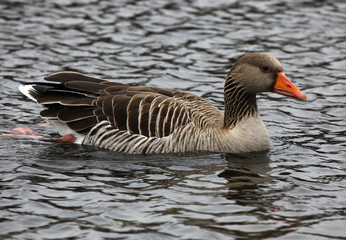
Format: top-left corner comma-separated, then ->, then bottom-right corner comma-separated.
1,0 -> 346,239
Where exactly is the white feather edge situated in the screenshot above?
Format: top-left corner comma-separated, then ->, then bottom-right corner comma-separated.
19,84 -> 85,144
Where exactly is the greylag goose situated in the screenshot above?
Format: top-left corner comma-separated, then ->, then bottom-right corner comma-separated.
19,52 -> 306,154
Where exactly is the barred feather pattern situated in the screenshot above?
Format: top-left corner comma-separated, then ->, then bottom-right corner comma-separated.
22,72 -> 227,154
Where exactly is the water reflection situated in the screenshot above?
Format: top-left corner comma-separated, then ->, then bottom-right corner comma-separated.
220,154 -> 272,206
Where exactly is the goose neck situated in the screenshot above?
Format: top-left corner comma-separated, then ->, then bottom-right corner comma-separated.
223,77 -> 258,128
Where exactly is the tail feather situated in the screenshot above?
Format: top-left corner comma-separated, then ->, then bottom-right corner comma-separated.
18,84 -> 40,103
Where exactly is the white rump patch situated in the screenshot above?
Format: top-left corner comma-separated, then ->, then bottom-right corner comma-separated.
52,121 -> 85,144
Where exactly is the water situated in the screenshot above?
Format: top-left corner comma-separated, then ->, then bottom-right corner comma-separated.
1,0 -> 346,239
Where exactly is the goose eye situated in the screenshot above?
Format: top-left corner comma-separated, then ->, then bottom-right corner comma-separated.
260,65 -> 270,73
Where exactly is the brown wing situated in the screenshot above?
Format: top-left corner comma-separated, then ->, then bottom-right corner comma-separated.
29,72 -> 198,138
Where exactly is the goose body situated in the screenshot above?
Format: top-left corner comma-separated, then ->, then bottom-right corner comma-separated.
19,53 -> 306,154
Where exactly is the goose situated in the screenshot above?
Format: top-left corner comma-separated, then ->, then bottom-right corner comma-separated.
18,52 -> 306,154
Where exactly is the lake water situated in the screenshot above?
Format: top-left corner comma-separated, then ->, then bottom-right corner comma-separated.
1,0 -> 346,239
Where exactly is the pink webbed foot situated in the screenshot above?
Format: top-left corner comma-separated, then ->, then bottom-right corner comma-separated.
50,134 -> 77,144
2,127 -> 77,144
1,127 -> 44,140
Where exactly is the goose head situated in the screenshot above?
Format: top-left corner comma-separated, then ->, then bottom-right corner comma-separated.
227,52 -> 306,101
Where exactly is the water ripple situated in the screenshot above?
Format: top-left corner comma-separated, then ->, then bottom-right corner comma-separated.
1,0 -> 346,239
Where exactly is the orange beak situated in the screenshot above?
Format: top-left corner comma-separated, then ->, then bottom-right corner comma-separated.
273,72 -> 306,101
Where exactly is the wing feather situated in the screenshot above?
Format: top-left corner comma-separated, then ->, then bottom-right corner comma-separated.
138,96 -> 151,136
66,116 -> 98,133
65,81 -> 112,93
100,96 -> 114,123
163,102 -> 175,136
156,100 -> 170,138
148,96 -> 163,137
44,72 -> 106,83
112,95 -> 131,130
94,108 -> 108,122
127,95 -> 142,134
57,107 -> 95,122
36,91 -> 88,104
